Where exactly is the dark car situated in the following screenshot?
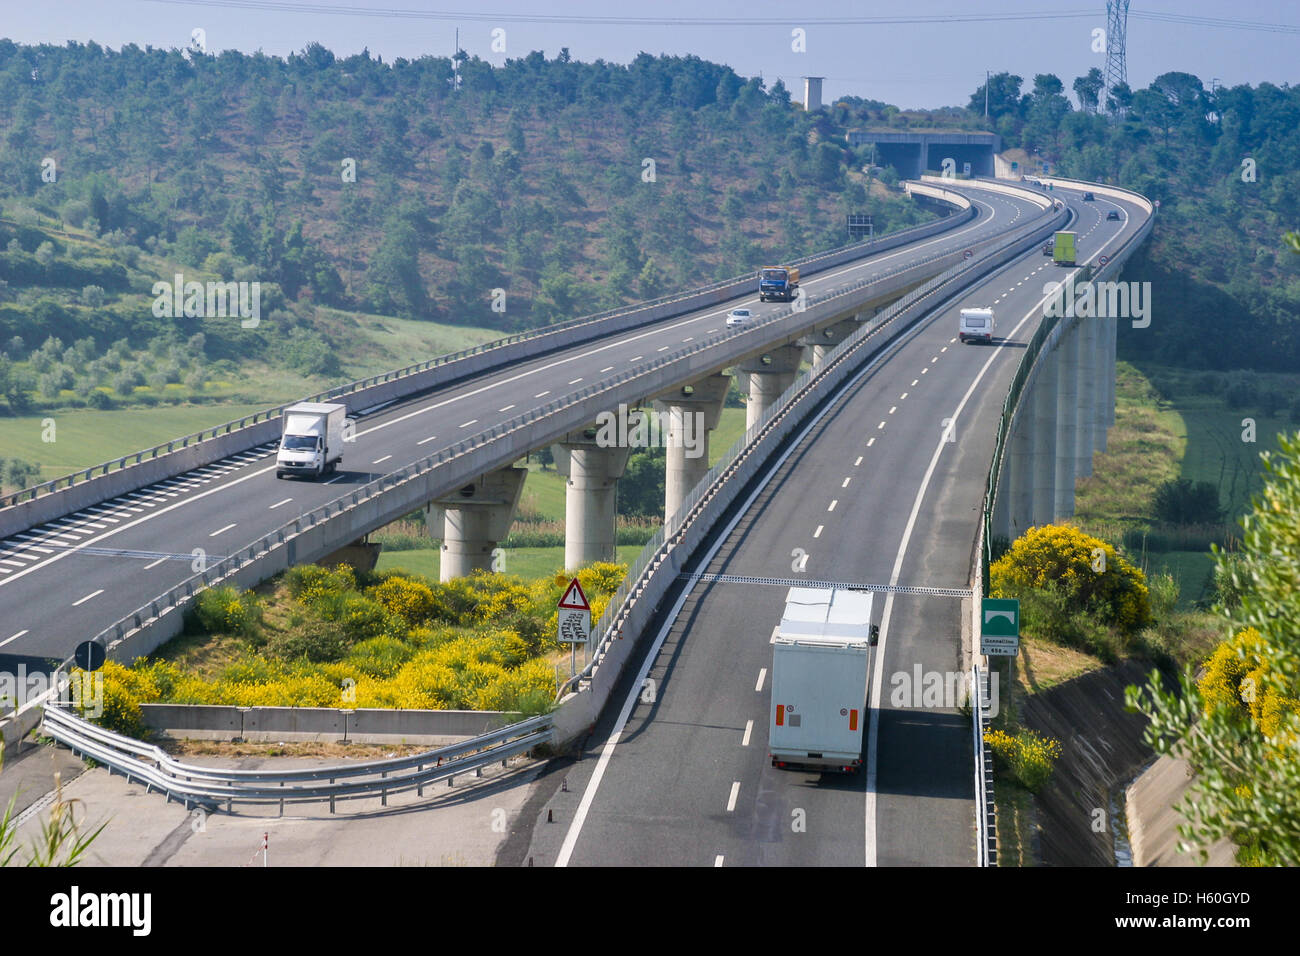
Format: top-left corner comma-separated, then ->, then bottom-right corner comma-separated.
1042,240 -> 1054,256
1083,191 -> 1095,201
1106,209 -> 1122,221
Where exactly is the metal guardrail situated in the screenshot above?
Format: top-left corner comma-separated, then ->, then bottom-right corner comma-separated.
0,207 -> 972,512
560,183 -> 1068,697
680,572 -> 971,598
972,664 -> 997,866
40,704 -> 553,813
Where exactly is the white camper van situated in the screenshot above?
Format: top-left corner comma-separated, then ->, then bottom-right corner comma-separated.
959,307 -> 995,344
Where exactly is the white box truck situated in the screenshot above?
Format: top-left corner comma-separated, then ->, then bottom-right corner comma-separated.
275,402 -> 348,479
770,587 -> 876,773
958,307 -> 995,344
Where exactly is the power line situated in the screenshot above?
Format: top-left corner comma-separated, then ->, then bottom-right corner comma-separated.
138,2 -> 1100,27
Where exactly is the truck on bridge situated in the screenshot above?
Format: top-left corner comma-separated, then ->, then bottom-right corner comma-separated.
769,587 -> 876,773
758,265 -> 800,302
276,402 -> 348,479
1052,231 -> 1077,267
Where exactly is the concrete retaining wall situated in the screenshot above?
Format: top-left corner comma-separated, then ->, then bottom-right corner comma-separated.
140,704 -> 512,745
1125,754 -> 1235,866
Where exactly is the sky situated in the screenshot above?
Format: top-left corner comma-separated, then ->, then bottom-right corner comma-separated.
2,1 -> 1298,109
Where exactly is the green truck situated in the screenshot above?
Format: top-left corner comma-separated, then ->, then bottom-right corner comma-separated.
1053,231 -> 1077,267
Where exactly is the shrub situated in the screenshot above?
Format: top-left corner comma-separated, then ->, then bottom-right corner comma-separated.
193,585 -> 261,636
985,728 -> 1062,792
990,524 -> 1152,636
85,389 -> 111,409
1153,478 -> 1222,525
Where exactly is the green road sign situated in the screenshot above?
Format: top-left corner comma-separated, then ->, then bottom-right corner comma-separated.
982,599 -> 1019,637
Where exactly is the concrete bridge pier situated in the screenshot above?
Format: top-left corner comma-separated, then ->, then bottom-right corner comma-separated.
1030,345 -> 1060,527
739,345 -> 804,431
1075,317 -> 1098,478
1054,320 -> 1081,518
804,317 -> 861,366
425,466 -> 526,581
553,432 -> 631,570
655,373 -> 730,523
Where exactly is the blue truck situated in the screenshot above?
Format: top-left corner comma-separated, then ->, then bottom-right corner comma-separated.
759,265 -> 800,303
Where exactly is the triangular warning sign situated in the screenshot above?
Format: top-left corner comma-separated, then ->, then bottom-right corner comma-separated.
558,578 -> 590,611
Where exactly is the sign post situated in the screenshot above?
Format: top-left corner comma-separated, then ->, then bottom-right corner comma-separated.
980,598 -> 1019,657
557,578 -> 591,678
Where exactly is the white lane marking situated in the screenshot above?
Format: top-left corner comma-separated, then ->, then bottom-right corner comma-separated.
417,436 -> 439,445
867,437 -> 876,447
0,630 -> 29,648
742,720 -> 753,747
683,336 -> 694,342
941,346 -> 948,353
854,456 -> 863,466
814,524 -> 823,538
706,328 -> 718,333
209,523 -> 236,537
458,419 -> 478,428
143,556 -> 169,570
921,367 -> 929,374
755,668 -> 767,692
910,380 -> 918,387
714,855 -> 725,867
372,455 -> 392,464
931,356 -> 939,363
865,269 -> 1084,869
657,346 -> 669,352
72,589 -> 104,606
535,390 -> 550,398
324,474 -> 345,484
630,355 -> 643,362
269,498 -> 293,509
600,367 -> 614,373
726,782 -> 740,812
842,477 -> 851,488
888,406 -> 897,414
828,500 -> 838,511
568,378 -> 582,385
900,392 -> 908,401
499,404 -> 515,412
949,337 -> 957,343
877,421 -> 886,430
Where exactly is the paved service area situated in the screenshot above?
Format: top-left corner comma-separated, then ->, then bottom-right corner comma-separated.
6,742 -> 546,866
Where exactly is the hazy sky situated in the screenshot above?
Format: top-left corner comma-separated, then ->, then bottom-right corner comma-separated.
4,1 -> 1298,109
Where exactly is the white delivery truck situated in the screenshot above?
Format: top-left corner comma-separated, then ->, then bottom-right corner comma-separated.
769,587 -> 877,773
958,307 -> 995,344
275,402 -> 348,479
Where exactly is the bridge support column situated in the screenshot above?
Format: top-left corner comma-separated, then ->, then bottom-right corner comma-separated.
804,317 -> 860,366
1006,397 -> 1036,541
655,373 -> 730,523
1095,313 -> 1116,453
425,466 -> 526,581
553,432 -> 631,571
739,345 -> 803,431
1030,344 -> 1060,527
1075,317 -> 1098,478
1054,321 -> 1080,518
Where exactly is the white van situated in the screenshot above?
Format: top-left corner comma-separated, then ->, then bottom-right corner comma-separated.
959,307 -> 995,344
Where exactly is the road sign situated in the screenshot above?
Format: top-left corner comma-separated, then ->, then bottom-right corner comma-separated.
1010,161 -> 1019,170
962,161 -> 971,177
558,578 -> 591,645
980,598 -> 1019,657
558,608 -> 590,645
1099,255 -> 1110,266
558,578 -> 590,611
963,249 -> 973,259
74,640 -> 105,671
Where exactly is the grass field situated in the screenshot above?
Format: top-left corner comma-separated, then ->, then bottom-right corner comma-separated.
376,544 -> 645,581
1177,403 -> 1291,523
0,403 -> 270,483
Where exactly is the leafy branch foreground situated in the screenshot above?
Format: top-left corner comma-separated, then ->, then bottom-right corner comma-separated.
1126,432 -> 1300,866
0,743 -> 105,867
83,561 -> 627,736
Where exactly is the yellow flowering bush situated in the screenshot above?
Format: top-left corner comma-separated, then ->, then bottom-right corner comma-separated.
984,727 -> 1062,792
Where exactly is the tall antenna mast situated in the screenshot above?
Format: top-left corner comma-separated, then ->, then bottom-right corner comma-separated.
1103,0 -> 1130,116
